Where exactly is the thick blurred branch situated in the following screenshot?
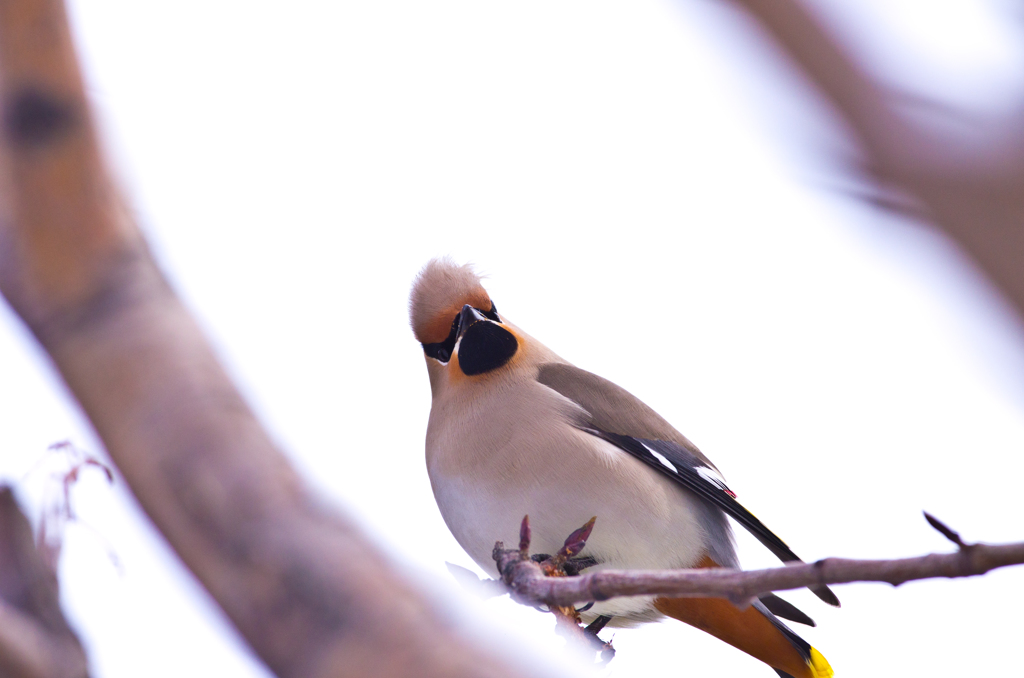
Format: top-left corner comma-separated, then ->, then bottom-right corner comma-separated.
494,514 -> 1024,609
0,487 -> 88,678
0,2 -> 529,677
732,0 -> 1024,318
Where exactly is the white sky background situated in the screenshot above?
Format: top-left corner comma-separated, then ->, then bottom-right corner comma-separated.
1,0 -> 1023,676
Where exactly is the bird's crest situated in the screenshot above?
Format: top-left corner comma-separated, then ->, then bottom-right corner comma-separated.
409,258 -> 492,344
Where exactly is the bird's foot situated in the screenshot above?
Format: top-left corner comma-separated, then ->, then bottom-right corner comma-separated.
584,615 -> 616,664
493,515 -> 615,665
529,554 -> 597,575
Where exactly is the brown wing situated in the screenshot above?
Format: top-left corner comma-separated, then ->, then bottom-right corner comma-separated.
535,362 -> 718,471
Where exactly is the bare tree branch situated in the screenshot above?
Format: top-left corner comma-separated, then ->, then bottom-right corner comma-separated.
0,487 -> 88,678
493,515 -> 1024,609
0,3 -> 534,677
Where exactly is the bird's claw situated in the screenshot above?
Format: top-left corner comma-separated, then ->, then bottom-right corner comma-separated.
494,516 -> 614,665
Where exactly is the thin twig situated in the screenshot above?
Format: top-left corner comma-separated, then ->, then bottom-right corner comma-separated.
494,515 -> 1024,609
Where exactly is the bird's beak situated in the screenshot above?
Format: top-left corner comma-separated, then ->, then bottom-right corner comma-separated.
457,304 -> 489,339
452,303 -> 518,376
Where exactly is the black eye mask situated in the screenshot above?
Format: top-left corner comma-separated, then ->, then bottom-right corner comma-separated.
422,302 -> 501,364
456,319 -> 518,376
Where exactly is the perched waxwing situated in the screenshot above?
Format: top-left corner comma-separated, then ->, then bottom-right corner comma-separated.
410,258 -> 837,678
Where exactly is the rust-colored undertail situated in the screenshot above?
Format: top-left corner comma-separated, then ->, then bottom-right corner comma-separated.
653,557 -> 832,678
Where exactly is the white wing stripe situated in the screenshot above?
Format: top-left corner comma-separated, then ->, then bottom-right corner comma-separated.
640,442 -> 678,473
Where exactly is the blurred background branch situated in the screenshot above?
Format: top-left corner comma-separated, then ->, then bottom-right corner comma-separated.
734,0 -> 1024,319
0,487 -> 88,678
0,1 -> 534,676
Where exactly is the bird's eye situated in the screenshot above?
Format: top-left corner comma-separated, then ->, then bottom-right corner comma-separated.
422,313 -> 461,363
482,302 -> 500,322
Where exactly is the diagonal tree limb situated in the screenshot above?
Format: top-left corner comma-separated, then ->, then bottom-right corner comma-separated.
728,0 -> 1024,320
0,487 -> 88,678
0,2 -> 534,677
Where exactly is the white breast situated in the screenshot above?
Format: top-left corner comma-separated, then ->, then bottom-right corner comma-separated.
426,374 -> 715,623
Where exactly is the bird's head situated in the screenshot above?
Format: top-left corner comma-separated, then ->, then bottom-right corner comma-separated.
410,258 -> 522,389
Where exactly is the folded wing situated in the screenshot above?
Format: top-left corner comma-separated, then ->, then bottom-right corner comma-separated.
537,361 -> 839,607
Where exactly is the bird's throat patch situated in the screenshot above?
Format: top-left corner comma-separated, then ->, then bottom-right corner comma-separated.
456,321 -> 518,376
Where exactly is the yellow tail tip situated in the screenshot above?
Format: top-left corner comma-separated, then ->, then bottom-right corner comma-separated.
809,647 -> 834,678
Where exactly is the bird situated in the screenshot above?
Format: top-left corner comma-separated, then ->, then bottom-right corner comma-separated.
409,258 -> 837,678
